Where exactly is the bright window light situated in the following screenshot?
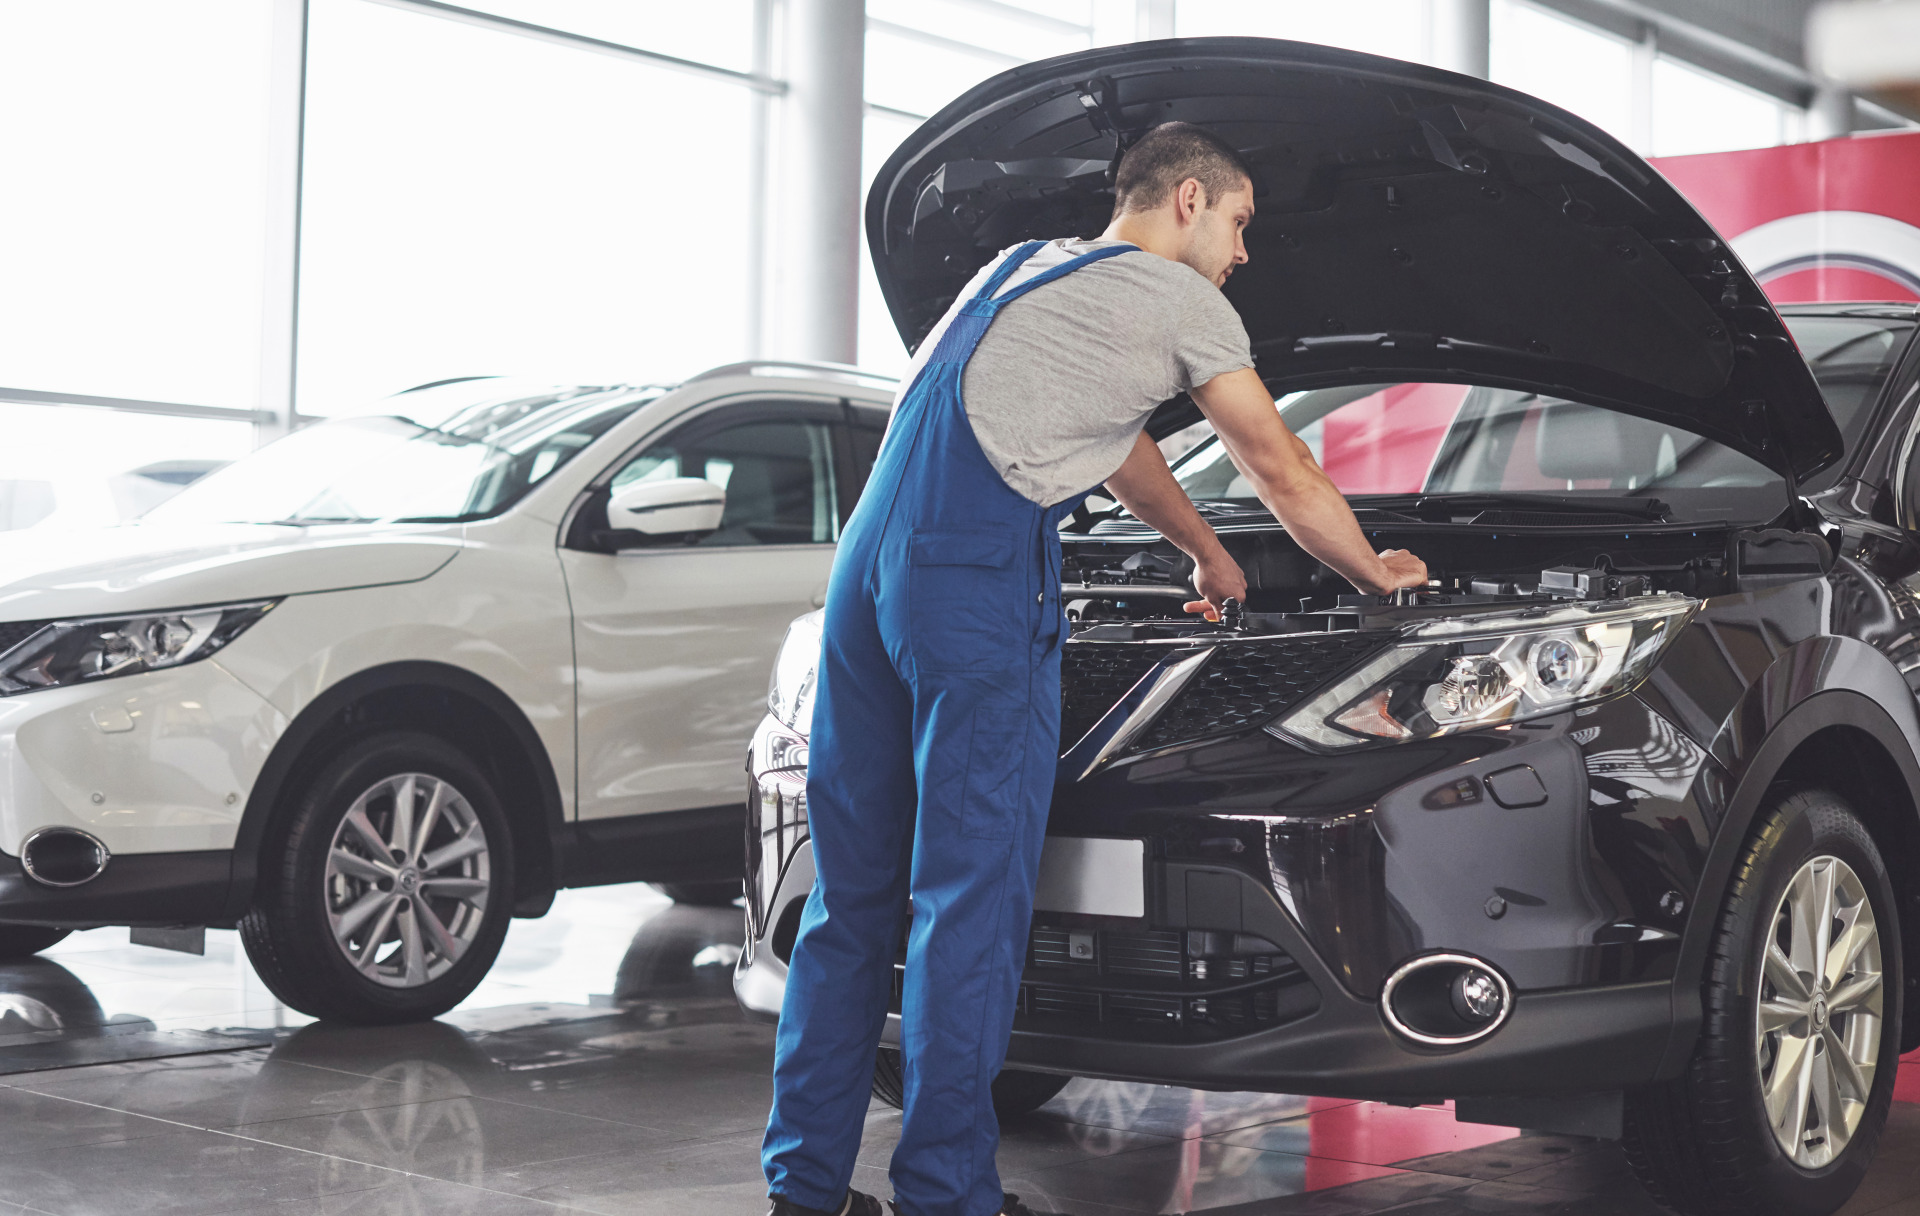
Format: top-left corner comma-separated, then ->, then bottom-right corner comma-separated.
0,404 -> 252,533
1174,0 -> 1430,64
869,0 -> 1089,61
297,0 -> 755,414
1652,57 -> 1790,157
452,1 -> 756,73
1491,1 -> 1633,144
0,1 -> 273,408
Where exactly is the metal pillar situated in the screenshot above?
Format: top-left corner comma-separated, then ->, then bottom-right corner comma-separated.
764,0 -> 864,367
1430,0 -> 1490,79
1809,84 -> 1855,141
1136,0 -> 1174,40
256,0 -> 308,443
1629,22 -> 1657,155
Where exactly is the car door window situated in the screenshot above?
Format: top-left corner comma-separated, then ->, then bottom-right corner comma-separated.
609,417 -> 839,546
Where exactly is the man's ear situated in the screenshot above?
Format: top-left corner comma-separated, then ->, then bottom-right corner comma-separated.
1173,177 -> 1206,224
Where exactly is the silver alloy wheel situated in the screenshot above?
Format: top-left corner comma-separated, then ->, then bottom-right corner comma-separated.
323,772 -> 491,989
1757,854 -> 1884,1169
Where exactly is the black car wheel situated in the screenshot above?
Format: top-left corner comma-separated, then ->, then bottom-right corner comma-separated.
241,732 -> 515,1025
0,926 -> 70,959
1623,788 -> 1900,1216
872,1046 -> 1071,1119
650,880 -> 743,907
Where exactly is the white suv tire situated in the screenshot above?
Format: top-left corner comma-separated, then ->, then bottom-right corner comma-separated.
241,732 -> 516,1024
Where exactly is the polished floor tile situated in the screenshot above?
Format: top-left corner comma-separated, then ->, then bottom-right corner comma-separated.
9,885 -> 1920,1215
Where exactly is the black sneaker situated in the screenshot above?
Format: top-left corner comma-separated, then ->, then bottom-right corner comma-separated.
768,1189 -> 886,1216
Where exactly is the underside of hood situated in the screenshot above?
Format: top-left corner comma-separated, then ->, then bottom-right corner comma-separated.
866,37 -> 1839,482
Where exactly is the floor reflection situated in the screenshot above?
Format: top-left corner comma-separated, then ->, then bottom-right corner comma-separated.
0,884 -> 1874,1214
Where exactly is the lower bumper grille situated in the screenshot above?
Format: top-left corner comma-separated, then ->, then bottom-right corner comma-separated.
892,920 -> 1319,1043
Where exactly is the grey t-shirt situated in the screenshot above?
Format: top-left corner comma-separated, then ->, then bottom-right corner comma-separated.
896,237 -> 1254,507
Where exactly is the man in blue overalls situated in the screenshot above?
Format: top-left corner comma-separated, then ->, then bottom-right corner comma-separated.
764,123 -> 1429,1216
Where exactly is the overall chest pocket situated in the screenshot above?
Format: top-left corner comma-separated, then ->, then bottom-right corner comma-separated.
906,528 -> 1029,672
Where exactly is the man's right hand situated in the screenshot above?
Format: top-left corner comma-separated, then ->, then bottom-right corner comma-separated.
1356,548 -> 1429,596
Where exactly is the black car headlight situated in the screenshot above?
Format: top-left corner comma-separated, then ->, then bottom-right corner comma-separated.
0,600 -> 278,696
1272,594 -> 1697,750
767,610 -> 824,736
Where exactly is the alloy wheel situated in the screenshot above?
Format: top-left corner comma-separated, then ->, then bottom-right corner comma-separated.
1756,854 -> 1884,1169
323,772 -> 491,989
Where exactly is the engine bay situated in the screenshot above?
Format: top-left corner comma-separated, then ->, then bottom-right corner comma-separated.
1062,519 -> 1828,640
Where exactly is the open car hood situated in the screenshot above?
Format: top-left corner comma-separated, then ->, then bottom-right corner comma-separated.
866,37 -> 1838,482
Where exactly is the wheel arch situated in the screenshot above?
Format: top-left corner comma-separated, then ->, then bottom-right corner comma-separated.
225,661 -> 566,921
1664,679 -> 1920,1075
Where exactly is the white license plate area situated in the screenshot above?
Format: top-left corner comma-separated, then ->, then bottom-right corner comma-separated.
1032,837 -> 1145,919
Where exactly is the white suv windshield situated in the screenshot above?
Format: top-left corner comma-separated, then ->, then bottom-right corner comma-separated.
148,387 -> 645,525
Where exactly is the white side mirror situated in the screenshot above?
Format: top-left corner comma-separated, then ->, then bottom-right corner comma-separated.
606,477 -> 726,539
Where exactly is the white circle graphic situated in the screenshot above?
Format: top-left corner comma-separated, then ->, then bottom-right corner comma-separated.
1729,210 -> 1920,295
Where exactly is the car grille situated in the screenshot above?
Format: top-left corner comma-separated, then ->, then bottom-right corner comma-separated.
1139,634 -> 1389,750
1058,644 -> 1167,749
891,920 -> 1318,1043
0,619 -> 50,657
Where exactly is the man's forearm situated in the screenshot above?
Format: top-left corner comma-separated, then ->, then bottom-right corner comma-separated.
1103,432 -> 1229,567
1190,368 -> 1423,596
1243,446 -> 1397,594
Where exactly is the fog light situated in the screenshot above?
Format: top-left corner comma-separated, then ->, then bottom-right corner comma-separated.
1450,969 -> 1502,1022
1381,952 -> 1513,1045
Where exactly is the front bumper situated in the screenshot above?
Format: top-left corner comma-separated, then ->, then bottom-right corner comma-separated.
0,660 -> 282,926
736,832 -> 1675,1098
0,848 -> 232,928
736,685 -> 1713,1098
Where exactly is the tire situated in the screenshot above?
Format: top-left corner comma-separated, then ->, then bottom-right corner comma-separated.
872,1046 -> 1072,1120
0,926 -> 70,958
1622,788 -> 1901,1216
651,880 -> 743,906
241,732 -> 515,1025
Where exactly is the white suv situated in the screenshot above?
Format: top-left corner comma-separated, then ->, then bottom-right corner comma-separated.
0,362 -> 894,1023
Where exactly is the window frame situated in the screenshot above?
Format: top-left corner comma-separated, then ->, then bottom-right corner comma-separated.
562,393 -> 856,555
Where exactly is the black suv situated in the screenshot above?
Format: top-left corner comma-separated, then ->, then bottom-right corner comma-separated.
737,38 -> 1920,1216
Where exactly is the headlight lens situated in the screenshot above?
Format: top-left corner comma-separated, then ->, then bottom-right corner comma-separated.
767,610 -> 824,735
0,600 -> 278,696
1272,594 -> 1697,750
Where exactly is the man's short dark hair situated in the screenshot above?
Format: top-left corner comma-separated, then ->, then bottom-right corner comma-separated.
1111,122 -> 1253,216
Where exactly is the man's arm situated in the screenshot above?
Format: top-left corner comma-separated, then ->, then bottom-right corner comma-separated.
1190,367 -> 1427,596
1103,430 -> 1246,618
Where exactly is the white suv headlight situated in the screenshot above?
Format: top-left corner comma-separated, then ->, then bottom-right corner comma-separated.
767,610 -> 824,736
0,600 -> 278,696
1272,594 -> 1697,751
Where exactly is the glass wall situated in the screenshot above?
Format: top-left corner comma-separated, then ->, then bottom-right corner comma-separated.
298,0 -> 756,414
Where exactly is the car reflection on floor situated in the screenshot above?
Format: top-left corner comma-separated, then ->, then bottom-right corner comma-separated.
1,886 -> 1915,1214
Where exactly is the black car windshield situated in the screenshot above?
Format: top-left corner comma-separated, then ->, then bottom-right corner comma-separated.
147,384 -> 650,525
1169,313 -> 1913,523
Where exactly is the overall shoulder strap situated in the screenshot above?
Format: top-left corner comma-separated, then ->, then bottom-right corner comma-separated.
973,241 -> 1047,302
987,243 -> 1138,306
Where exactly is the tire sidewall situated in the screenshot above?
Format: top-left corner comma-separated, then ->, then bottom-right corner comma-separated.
1719,791 -> 1902,1206
283,731 -> 515,1020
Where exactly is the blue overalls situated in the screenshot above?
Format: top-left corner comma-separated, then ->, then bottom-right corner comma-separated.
765,240 -> 1137,1216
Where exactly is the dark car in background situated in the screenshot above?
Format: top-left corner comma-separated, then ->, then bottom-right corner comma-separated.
737,37 -> 1920,1216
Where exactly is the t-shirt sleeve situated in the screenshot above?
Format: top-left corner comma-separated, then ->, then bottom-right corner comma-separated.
1170,272 -> 1254,392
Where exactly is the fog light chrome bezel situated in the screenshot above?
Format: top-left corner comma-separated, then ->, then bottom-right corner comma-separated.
1380,951 -> 1514,1046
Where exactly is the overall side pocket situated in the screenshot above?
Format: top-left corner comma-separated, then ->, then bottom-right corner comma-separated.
905,528 -> 1024,673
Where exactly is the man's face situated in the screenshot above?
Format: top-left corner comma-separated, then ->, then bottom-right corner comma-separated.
1180,177 -> 1254,287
